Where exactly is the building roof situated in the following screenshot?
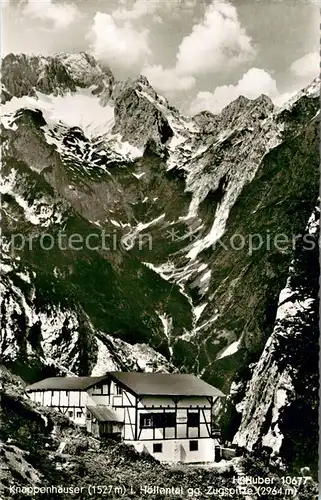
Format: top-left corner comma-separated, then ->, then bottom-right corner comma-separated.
25,376 -> 108,392
25,372 -> 225,397
87,405 -> 123,423
109,372 -> 225,398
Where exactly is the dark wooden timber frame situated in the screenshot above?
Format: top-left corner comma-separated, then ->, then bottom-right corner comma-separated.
28,378 -> 216,442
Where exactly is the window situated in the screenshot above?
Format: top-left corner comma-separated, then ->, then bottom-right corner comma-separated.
140,412 -> 176,429
68,410 -> 73,418
187,411 -> 199,427
163,412 -> 175,427
189,440 -> 198,451
153,443 -> 162,453
116,385 -> 123,395
76,411 -> 82,418
92,384 -> 103,395
101,384 -> 109,395
140,414 -> 153,428
66,391 -> 70,397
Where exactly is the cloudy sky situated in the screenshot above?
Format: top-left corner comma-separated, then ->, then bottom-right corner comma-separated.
2,0 -> 319,114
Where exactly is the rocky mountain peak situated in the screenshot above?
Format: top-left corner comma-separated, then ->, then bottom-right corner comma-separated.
1,52 -> 114,104
111,74 -> 158,107
252,93 -> 273,107
54,52 -> 114,88
279,77 -> 320,112
112,83 -> 173,150
216,93 -> 274,130
1,52 -> 179,154
192,110 -> 218,133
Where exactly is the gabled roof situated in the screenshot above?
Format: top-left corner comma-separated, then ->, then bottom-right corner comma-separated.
25,376 -> 108,392
25,372 -> 225,397
87,405 -> 123,423
109,372 -> 225,397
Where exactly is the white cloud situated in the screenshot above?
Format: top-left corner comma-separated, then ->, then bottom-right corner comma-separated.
190,68 -> 278,114
142,0 -> 253,96
273,52 -> 319,107
290,52 -> 319,78
153,15 -> 164,24
142,65 -> 196,93
273,91 -> 297,108
175,0 -> 255,76
112,0 -> 196,22
88,12 -> 151,70
23,0 -> 80,29
112,0 -> 162,22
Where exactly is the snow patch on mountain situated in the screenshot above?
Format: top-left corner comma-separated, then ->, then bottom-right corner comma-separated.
1,87 -> 144,171
193,303 -> 207,323
157,312 -> 173,357
194,312 -> 219,333
143,258 -> 211,300
132,172 -> 146,180
15,271 -> 32,283
1,89 -> 115,138
122,213 -> 165,248
42,124 -> 143,171
106,133 -> 144,160
1,114 -> 18,131
143,258 -> 215,334
1,168 -> 64,226
217,340 -> 241,360
185,121 -> 286,260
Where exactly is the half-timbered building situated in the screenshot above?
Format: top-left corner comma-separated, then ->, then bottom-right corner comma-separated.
86,405 -> 123,439
26,372 -> 225,463
26,375 -> 110,426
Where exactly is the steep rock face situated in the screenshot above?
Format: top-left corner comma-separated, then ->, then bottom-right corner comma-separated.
189,110 -> 319,389
112,85 -> 173,150
1,116 -> 186,378
232,206 -> 319,475
110,75 -> 174,151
